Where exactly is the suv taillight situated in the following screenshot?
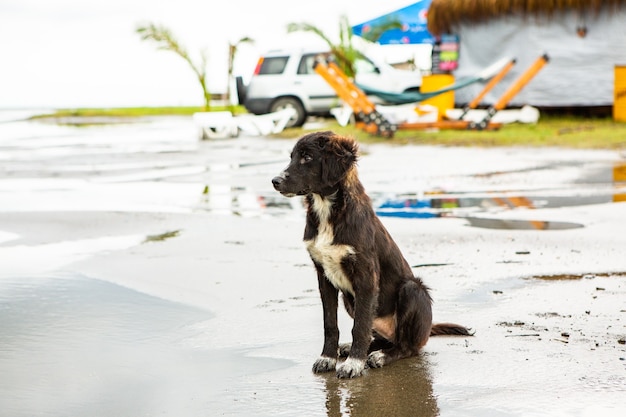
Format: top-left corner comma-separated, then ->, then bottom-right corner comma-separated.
253,57 -> 264,75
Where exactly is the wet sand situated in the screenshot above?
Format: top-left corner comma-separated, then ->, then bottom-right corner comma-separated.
0,116 -> 625,416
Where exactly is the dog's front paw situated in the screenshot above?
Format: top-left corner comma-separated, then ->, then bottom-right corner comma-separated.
366,350 -> 388,369
336,357 -> 366,378
312,356 -> 337,373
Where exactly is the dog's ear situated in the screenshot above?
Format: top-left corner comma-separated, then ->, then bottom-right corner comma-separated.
320,134 -> 358,186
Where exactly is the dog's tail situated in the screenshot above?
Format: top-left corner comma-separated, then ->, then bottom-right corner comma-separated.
430,322 -> 473,336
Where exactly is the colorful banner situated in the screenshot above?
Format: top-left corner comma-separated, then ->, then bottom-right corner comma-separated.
352,0 -> 435,45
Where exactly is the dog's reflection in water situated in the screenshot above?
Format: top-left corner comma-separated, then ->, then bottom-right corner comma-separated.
318,353 -> 438,417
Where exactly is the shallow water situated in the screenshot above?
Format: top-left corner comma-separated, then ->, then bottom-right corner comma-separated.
1,113 -> 624,222
0,273 -> 438,417
0,274 -> 293,417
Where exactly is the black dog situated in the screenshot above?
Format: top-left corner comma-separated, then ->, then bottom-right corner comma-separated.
272,131 -> 470,378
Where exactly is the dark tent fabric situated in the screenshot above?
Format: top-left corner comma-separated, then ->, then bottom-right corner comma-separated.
357,76 -> 478,105
356,57 -> 512,105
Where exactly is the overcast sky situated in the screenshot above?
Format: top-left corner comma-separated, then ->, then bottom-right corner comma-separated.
0,0 -> 418,109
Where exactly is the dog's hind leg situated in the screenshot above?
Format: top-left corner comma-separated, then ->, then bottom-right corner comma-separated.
369,335 -> 394,352
367,278 -> 432,368
338,335 -> 393,358
338,342 -> 352,358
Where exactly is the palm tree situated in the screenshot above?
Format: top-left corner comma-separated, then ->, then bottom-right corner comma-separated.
287,15 -> 359,77
226,36 -> 254,110
287,15 -> 402,78
136,23 -> 211,110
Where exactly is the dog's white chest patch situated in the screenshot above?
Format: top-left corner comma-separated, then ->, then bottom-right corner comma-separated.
305,195 -> 355,295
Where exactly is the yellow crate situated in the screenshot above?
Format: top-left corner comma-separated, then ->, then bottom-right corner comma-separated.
615,162 -> 626,182
421,74 -> 455,121
614,161 -> 626,202
614,65 -> 626,122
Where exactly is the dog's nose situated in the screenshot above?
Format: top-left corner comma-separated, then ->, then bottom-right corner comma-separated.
271,176 -> 283,189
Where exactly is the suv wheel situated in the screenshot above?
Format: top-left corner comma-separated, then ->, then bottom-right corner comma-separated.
270,97 -> 306,128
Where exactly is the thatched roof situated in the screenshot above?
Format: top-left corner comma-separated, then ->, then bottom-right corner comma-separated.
427,0 -> 626,35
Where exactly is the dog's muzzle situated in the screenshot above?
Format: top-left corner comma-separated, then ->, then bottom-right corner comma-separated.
272,172 -> 303,197
271,174 -> 286,190
272,173 -> 293,196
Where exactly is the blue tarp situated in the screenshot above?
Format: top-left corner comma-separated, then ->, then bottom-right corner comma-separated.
376,197 -> 439,219
352,0 -> 435,45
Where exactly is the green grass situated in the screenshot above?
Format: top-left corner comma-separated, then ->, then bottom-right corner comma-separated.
31,107 -> 626,149
279,115 -> 626,150
29,105 -> 248,119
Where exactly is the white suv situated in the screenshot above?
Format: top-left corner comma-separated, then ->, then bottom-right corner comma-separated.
238,48 -> 423,128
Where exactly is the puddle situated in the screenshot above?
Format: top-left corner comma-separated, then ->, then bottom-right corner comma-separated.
373,183 -> 624,220
2,114 -> 623,222
317,354 -> 439,417
199,174 -> 624,222
376,197 -> 440,218
372,161 -> 626,224
0,230 -> 19,244
196,184 -> 303,217
0,235 -> 145,277
464,217 -> 584,230
0,274 -> 293,416
533,272 -> 626,280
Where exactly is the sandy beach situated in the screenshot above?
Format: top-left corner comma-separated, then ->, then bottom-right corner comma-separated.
1,115 -> 625,416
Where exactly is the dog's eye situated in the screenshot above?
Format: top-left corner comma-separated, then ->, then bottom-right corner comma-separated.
301,154 -> 313,163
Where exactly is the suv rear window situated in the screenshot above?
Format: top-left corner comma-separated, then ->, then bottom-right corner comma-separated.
297,53 -> 332,75
257,56 -> 289,75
